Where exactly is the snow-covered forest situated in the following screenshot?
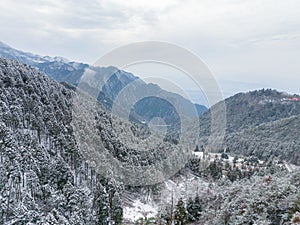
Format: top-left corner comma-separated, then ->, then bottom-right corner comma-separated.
0,58 -> 300,225
0,59 -> 123,224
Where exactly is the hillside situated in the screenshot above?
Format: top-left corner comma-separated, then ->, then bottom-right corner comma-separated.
0,41 -> 207,128
1,58 -> 300,225
0,58 -> 126,224
197,89 -> 300,167
200,89 -> 300,137
224,115 -> 300,165
0,58 -> 193,224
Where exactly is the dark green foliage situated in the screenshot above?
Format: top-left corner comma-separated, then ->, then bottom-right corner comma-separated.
221,152 -> 229,159
208,160 -> 223,179
97,187 -> 110,225
227,166 -> 243,182
186,195 -> 202,222
174,198 -> 188,225
187,157 -> 201,175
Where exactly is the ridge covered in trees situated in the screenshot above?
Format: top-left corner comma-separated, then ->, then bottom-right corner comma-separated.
199,89 -> 300,165
0,58 -> 123,224
1,57 -> 300,224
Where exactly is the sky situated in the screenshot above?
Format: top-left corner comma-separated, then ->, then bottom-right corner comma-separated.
1,0 -> 300,102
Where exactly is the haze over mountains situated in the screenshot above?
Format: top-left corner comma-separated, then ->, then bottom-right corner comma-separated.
0,41 -> 207,123
1,41 -> 300,167
0,43 -> 300,224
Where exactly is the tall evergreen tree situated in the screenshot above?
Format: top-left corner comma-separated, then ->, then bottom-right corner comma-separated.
174,198 -> 187,225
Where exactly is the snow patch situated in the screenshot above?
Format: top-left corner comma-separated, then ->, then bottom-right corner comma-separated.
123,199 -> 158,222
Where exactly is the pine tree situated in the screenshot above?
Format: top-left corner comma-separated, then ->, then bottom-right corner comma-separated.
174,198 -> 187,225
97,191 -> 109,225
193,194 -> 202,221
186,197 -> 195,222
186,195 -> 202,222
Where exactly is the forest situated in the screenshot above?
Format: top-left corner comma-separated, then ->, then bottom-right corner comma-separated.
0,58 -> 300,224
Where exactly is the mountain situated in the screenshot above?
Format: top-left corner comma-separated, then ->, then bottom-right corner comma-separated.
198,89 -> 300,165
1,58 -> 299,225
0,41 -> 207,128
0,58 -> 124,224
0,41 -> 70,66
224,89 -> 300,131
224,114 -> 300,165
199,89 -> 300,136
0,58 -> 196,224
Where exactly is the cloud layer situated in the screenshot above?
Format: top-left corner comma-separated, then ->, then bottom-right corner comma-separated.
1,0 -> 300,95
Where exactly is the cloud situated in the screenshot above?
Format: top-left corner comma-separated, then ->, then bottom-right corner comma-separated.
1,0 -> 299,50
0,0 -> 300,95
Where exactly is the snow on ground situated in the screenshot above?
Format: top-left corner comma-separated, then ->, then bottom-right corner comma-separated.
285,162 -> 300,172
123,171 -> 209,223
123,199 -> 158,222
122,152 -> 300,223
161,172 -> 210,204
193,151 -> 203,158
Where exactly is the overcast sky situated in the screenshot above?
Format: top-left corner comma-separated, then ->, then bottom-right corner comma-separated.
1,0 -> 300,100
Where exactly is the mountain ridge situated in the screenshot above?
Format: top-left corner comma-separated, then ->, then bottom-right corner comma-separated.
224,114 -> 300,165
0,41 -> 207,128
0,57 -> 192,224
196,88 -> 300,165
1,55 -> 300,225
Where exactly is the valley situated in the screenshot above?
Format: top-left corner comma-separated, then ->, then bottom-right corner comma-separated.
0,45 -> 299,224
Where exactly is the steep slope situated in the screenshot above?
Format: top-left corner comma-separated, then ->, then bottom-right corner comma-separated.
0,58 -> 129,224
0,41 -> 207,127
224,115 -> 300,165
197,89 -> 300,165
199,89 -> 300,137
0,58 -> 141,224
0,58 -> 195,224
0,58 -> 104,224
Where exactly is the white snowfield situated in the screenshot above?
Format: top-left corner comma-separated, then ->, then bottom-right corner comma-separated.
123,199 -> 158,222
123,171 -> 209,223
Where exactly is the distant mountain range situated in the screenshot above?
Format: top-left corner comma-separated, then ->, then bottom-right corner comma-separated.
0,41 -> 207,129
1,48 -> 300,224
1,41 -> 299,166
